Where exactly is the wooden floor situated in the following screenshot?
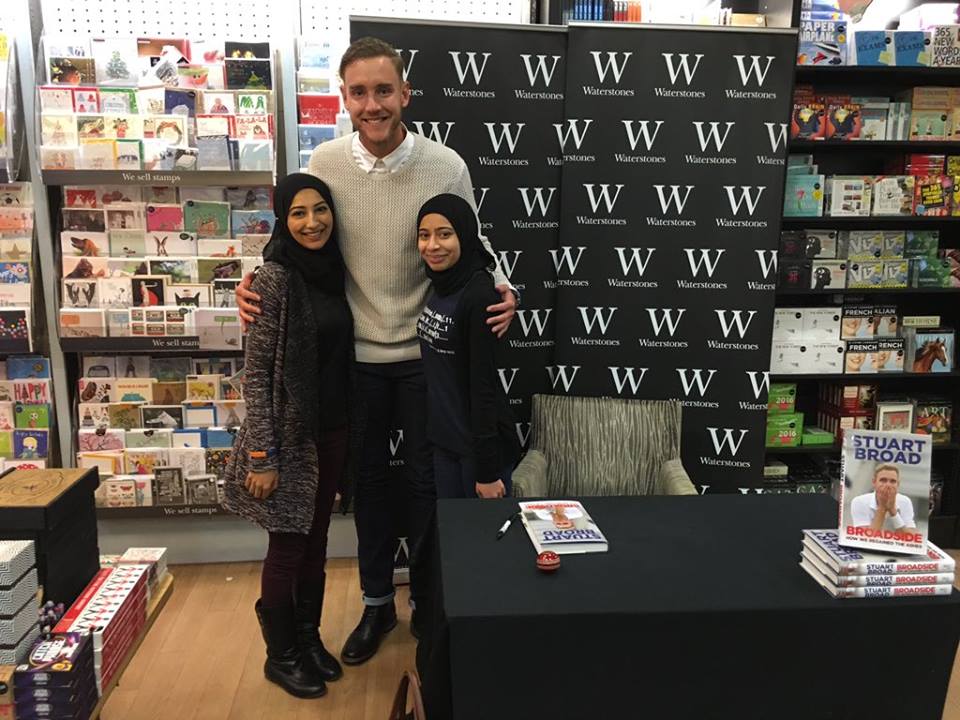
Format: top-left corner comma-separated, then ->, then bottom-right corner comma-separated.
101,559 -> 416,720
104,557 -> 960,720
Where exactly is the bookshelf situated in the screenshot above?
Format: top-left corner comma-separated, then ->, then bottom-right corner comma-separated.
777,50 -> 960,543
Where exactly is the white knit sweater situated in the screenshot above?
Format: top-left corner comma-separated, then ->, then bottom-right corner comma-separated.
309,134 -> 506,363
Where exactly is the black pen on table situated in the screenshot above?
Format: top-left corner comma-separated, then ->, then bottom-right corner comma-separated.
496,512 -> 520,540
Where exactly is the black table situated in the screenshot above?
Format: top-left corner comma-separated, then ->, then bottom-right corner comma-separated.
424,494 -> 960,720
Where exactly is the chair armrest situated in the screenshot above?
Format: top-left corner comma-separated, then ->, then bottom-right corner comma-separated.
511,449 -> 548,498
659,458 -> 697,496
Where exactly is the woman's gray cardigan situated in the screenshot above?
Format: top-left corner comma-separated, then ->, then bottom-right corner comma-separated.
223,261 -> 355,534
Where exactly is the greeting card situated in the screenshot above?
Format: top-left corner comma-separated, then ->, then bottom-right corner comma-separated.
146,204 -> 185,232
184,200 -> 231,238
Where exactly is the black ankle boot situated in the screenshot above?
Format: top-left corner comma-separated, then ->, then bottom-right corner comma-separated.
255,600 -> 327,698
295,596 -> 343,681
340,602 -> 398,665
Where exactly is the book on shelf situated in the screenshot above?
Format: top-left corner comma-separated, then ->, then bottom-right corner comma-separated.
798,19 -> 847,66
518,500 -> 608,555
839,428 -> 932,555
851,30 -> 894,66
784,174 -> 825,217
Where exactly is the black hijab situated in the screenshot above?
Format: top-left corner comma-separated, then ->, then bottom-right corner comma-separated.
263,173 -> 344,294
417,193 -> 493,297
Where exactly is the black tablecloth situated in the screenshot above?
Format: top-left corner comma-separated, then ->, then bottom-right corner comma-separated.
422,494 -> 960,720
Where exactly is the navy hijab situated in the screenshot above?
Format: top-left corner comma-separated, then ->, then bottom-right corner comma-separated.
417,193 -> 493,297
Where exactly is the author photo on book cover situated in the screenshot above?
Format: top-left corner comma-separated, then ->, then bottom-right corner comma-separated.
850,463 -> 918,532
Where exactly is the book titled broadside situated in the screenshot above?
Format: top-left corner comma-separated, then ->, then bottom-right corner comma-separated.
518,500 -> 607,555
800,555 -> 952,598
839,429 -> 932,555
801,543 -> 953,586
804,530 -> 954,576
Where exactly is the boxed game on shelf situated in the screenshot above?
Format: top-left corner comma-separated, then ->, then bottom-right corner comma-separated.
0,540 -> 40,665
53,563 -> 150,694
38,35 -> 276,173
56,184 -> 267,343
77,354 -> 243,510
13,632 -> 98,719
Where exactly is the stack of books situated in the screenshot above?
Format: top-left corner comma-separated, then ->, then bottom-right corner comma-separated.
801,529 -> 955,598
53,563 -> 150,694
13,632 -> 98,719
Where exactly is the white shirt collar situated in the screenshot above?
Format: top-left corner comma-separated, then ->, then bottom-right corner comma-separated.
352,127 -> 415,174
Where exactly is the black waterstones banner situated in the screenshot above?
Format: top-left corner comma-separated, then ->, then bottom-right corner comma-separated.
352,18 -> 796,493
352,19 -> 566,449
555,25 -> 795,491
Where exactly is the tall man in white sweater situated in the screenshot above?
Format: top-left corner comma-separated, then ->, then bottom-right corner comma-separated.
237,38 -> 516,665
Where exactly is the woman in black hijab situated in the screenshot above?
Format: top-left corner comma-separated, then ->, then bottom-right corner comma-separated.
415,193 -> 519,499
224,174 -> 351,698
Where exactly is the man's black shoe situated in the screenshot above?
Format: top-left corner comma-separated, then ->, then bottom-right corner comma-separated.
340,602 -> 398,665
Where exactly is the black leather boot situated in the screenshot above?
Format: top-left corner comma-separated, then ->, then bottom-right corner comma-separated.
340,602 -> 398,665
255,600 -> 327,698
295,596 -> 343,681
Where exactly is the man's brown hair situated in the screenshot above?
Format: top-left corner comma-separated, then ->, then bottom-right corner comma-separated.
873,463 -> 900,481
339,37 -> 405,83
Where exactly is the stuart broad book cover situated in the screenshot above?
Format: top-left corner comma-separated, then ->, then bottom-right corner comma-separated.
839,428 -> 932,554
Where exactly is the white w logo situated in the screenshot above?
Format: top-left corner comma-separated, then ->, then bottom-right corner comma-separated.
609,367 -> 648,395
515,422 -> 532,447
410,121 -> 454,145
724,185 -> 766,216
662,53 -> 703,84
614,247 -> 655,276
485,123 -> 525,154
497,368 -> 518,395
518,187 -> 556,217
708,427 -> 749,456
654,185 -> 694,215
516,309 -> 552,337
396,49 -> 418,82
389,429 -> 404,457
520,54 -> 561,87
546,365 -> 580,392
683,248 -> 725,278
646,308 -> 685,337
764,122 -> 787,153
692,121 -> 735,152
584,184 -> 624,214
745,371 -> 770,399
577,306 -> 617,334
449,51 -> 492,84
497,250 -> 522,280
733,55 -> 775,87
549,246 -> 586,275
590,51 -> 632,83
754,249 -> 777,279
715,310 -> 757,339
622,120 -> 663,151
676,368 -> 717,397
553,119 -> 592,152
474,187 -> 489,213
